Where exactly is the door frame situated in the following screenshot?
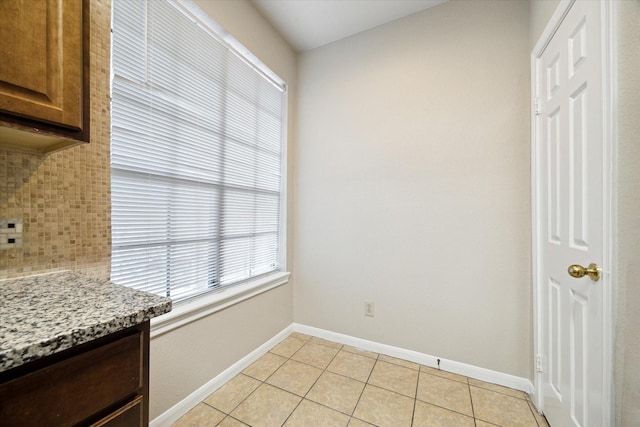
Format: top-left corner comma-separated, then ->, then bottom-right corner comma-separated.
530,0 -> 616,424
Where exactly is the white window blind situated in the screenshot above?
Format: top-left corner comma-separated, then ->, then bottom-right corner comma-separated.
110,0 -> 286,302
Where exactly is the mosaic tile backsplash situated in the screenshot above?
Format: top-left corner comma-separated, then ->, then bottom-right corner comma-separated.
0,0 -> 112,279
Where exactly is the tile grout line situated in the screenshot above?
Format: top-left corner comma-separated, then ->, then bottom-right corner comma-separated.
269,335 -> 348,426
217,335 -> 308,426
282,339 -> 345,425
468,380 -> 530,400
270,337 -> 308,426
413,370 -> 478,421
280,335 -> 478,426
221,373 -> 264,425
182,333 -> 533,427
219,414 -> 250,427
468,379 -> 477,426
414,397 -> 481,421
410,370 -> 421,427
301,351 -> 374,420
348,351 -> 381,425
200,372 -> 261,422
526,398 -> 543,427
270,339 -> 379,392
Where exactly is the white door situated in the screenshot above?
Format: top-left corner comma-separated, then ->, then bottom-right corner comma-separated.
534,1 -> 611,426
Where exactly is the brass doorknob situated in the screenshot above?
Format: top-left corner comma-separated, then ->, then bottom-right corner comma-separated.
568,263 -> 601,281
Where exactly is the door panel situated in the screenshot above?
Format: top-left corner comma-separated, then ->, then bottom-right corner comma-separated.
547,108 -> 561,244
536,1 -> 605,426
569,82 -> 588,250
548,277 -> 561,396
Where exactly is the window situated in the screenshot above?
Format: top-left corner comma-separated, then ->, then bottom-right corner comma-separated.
110,0 -> 286,302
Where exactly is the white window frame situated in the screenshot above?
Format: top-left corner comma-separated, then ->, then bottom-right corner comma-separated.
109,0 -> 290,335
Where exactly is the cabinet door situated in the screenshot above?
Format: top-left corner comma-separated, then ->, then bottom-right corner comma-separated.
0,0 -> 84,129
0,332 -> 143,427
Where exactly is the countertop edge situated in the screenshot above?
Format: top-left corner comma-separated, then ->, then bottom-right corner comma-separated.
0,271 -> 172,373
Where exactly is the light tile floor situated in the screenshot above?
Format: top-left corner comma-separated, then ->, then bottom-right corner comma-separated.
172,333 -> 550,427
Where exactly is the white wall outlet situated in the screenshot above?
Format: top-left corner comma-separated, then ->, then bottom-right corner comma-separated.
364,301 -> 374,317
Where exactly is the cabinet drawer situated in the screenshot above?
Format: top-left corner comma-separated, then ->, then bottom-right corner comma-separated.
0,332 -> 143,427
92,395 -> 144,427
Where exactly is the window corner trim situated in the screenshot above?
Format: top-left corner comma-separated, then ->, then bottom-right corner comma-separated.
150,271 -> 290,338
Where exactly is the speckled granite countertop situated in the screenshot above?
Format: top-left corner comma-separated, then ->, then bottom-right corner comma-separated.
0,271 -> 172,373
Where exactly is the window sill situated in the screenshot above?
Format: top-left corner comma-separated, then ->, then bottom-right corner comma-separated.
150,271 -> 291,338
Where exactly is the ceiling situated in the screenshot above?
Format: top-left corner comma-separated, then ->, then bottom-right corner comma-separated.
250,0 -> 448,52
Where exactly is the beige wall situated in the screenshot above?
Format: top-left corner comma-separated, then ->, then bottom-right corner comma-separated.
149,0 -> 297,419
529,0 -> 560,49
150,282 -> 293,419
0,0 -> 112,280
615,2 -> 640,425
294,0 -> 531,378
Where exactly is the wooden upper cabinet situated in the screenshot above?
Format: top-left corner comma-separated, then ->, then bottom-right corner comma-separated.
0,0 -> 90,154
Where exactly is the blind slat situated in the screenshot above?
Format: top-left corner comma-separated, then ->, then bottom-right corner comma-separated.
111,0 -> 285,302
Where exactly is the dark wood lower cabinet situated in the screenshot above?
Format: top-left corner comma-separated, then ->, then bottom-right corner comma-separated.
92,396 -> 144,427
0,322 -> 150,427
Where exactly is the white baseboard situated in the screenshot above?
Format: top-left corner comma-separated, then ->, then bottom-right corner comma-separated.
150,324 -> 293,427
292,323 -> 534,396
151,322 -> 534,426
